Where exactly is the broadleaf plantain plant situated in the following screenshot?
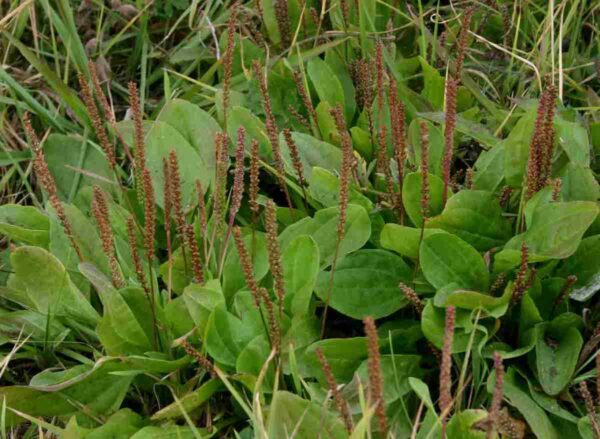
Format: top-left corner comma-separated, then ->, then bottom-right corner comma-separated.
0,1 -> 599,438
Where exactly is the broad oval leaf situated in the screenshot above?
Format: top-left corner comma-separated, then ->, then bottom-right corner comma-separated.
380,224 -> 447,260
426,190 -> 512,251
420,233 -> 489,291
307,57 -> 347,120
402,171 -> 446,227
282,235 -> 319,317
315,249 -> 412,319
279,204 -> 371,269
0,204 -> 49,246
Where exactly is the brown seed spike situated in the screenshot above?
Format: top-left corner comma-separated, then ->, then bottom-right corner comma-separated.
23,114 -> 84,261
511,243 -> 529,305
222,5 -> 237,127
580,381 -> 600,438
126,216 -> 148,293
141,168 -> 156,263
78,73 -> 116,169
292,71 -> 317,127
486,352 -> 504,439
330,104 -> 353,243
168,150 -> 186,236
180,338 -> 216,378
419,121 -> 431,220
249,139 -> 261,215
260,287 -> 280,352
91,187 -> 124,288
399,282 -> 424,315
228,127 -> 246,225
265,200 -> 285,319
233,227 -> 261,308
283,128 -> 307,191
274,0 -> 291,48
442,76 -> 458,203
253,61 -> 293,212
454,7 -> 475,79
439,305 -> 456,439
195,180 -> 208,238
315,348 -> 353,433
185,223 -> 204,284
363,316 -> 387,436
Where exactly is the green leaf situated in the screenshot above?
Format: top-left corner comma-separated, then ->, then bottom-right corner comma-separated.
309,167 -> 373,212
556,118 -> 590,166
420,234 -> 489,291
267,391 -> 349,439
182,280 -> 225,337
503,110 -> 536,187
473,143 -> 505,193
307,57 -> 348,120
282,235 -> 319,317
205,305 -> 256,368
281,132 -> 343,182
303,338 -> 368,382
421,301 -> 483,353
7,246 -> 98,326
280,204 -> 371,269
402,172 -> 446,227
86,409 -> 143,438
316,101 -> 341,145
117,120 -> 209,209
157,99 -> 221,177
315,249 -> 412,319
130,426 -> 204,439
355,355 -> 423,403
426,190 -> 512,251
409,119 -> 444,176
236,335 -> 275,391
97,288 -> 153,356
42,134 -> 114,202
222,231 -> 269,301
380,224 -> 447,260
151,379 -> 223,421
558,235 -> 600,302
0,204 -> 49,246
508,201 -> 599,259
446,410 -> 491,439
535,323 -> 583,396
419,57 -> 445,110
494,368 -> 558,439
559,163 -> 600,202
227,106 -> 272,159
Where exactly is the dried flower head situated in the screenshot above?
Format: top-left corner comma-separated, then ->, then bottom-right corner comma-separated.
24,114 -> 84,261
141,168 -> 156,262
78,73 -> 116,169
363,316 -> 387,435
399,282 -> 424,315
292,71 -> 317,126
330,105 -> 353,242
91,186 -> 124,288
442,76 -> 458,203
222,6 -> 237,126
511,243 -> 529,305
249,139 -> 260,215
316,348 -> 353,433
195,180 -> 208,238
283,128 -> 306,189
227,127 -> 246,227
126,216 -> 148,293
486,352 -> 504,439
454,7 -> 475,79
180,338 -> 216,378
554,275 -> 577,307
185,223 -> 204,284
265,200 -> 285,318
233,227 -> 261,307
253,61 -> 293,211
440,305 -> 456,438
274,0 -> 291,48
580,381 -> 600,438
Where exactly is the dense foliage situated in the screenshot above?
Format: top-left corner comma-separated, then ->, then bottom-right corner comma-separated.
0,0 -> 599,438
